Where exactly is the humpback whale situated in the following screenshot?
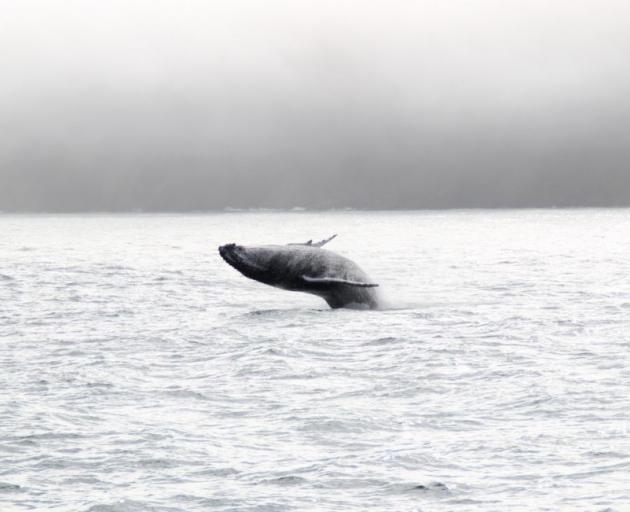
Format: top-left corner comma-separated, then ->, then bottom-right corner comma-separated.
218,235 -> 379,309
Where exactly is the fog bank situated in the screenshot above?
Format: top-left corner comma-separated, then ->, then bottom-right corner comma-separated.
2,0 -> 629,211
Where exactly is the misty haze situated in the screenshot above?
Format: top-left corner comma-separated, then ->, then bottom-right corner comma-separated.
2,0 -> 630,211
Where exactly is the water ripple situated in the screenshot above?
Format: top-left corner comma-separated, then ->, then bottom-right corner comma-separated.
1,210 -> 630,511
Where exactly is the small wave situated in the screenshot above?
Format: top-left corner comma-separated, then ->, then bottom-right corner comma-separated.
260,475 -> 308,486
237,307 -> 323,319
362,336 -> 399,346
164,388 -> 209,401
85,499 -> 168,512
0,481 -> 22,493
191,467 -> 240,477
404,482 -> 449,493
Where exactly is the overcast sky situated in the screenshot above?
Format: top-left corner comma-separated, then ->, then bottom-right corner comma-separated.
1,0 -> 629,211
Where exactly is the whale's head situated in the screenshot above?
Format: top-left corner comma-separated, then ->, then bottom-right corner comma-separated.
219,243 -> 285,286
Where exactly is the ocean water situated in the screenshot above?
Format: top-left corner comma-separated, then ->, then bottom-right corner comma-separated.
1,209 -> 629,512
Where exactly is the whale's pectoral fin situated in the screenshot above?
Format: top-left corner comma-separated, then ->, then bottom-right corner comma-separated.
312,234 -> 337,247
289,234 -> 337,248
301,275 -> 378,288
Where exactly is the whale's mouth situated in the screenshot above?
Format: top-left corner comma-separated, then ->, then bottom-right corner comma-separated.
219,243 -> 247,270
218,243 -> 238,266
218,244 -> 266,275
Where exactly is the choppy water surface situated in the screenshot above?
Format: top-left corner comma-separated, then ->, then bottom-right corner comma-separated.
1,210 -> 629,511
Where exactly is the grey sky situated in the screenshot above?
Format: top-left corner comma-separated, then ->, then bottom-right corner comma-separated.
2,0 -> 630,210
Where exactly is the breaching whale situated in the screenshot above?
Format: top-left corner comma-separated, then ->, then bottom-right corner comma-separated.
218,235 -> 379,309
